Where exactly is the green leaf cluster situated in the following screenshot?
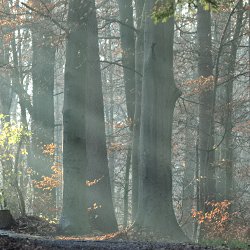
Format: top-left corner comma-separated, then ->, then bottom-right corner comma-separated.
152,0 -> 175,23
0,114 -> 30,161
151,0 -> 220,23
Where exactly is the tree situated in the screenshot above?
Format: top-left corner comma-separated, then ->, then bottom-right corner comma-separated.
0,3 -> 12,116
117,0 -> 135,125
59,0 -> 90,234
85,0 -> 118,233
30,0 -> 56,216
197,4 -> 216,211
222,1 -> 244,201
132,0 -> 145,220
135,0 -> 187,241
60,0 -> 117,234
0,36 -> 11,116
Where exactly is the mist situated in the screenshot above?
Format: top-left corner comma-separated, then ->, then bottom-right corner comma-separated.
0,0 -> 249,249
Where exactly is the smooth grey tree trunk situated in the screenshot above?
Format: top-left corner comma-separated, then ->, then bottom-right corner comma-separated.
197,5 -> 216,209
10,34 -> 27,216
131,0 -> 144,220
106,23 -> 115,195
123,146 -> 132,228
31,35 -> 55,177
181,115 -> 196,240
117,0 -> 136,226
135,0 -> 187,242
0,35 -> 12,115
85,0 -> 118,233
224,1 -> 243,201
197,4 -> 216,242
59,0 -> 90,235
117,0 -> 135,124
30,0 -> 56,216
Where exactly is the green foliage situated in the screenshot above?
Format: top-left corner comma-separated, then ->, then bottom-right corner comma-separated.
0,114 -> 30,215
152,0 -> 175,23
0,115 -> 30,160
151,0 -> 219,23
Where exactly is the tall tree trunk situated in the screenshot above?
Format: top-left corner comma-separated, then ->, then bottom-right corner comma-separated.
10,32 -> 27,216
0,34 -> 12,115
214,11 -> 231,201
197,4 -> 216,209
123,146 -> 132,228
30,0 -> 56,216
197,4 -> 216,241
181,115 -> 196,240
59,0 -> 90,235
135,0 -> 187,241
106,21 -> 115,195
85,0 -> 118,233
224,1 -> 243,201
131,0 -> 144,220
117,0 -> 135,125
117,0 -> 136,224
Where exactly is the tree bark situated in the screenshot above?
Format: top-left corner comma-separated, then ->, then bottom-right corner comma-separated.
135,0 -> 187,241
0,33 -> 12,115
132,0 -> 144,220
224,1 -> 243,201
30,0 -> 56,216
123,146 -> 132,228
59,0 -> 90,235
60,0 -> 117,234
117,0 -> 135,125
85,0 -> 118,233
181,115 -> 196,239
197,4 -> 216,208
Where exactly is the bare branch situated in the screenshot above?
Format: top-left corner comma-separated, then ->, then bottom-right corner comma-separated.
21,2 -> 68,34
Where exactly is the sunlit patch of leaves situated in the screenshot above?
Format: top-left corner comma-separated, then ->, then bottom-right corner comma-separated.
86,176 -> 104,187
43,143 -> 56,156
183,75 -> 214,96
0,115 -> 30,156
192,200 -> 250,242
33,163 -> 62,191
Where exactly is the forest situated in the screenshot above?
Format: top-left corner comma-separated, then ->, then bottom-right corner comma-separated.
0,0 -> 249,249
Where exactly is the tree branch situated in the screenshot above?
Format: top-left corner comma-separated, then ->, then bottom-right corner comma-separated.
21,2 -> 68,34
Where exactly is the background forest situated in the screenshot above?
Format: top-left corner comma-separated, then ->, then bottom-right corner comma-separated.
0,0 -> 249,247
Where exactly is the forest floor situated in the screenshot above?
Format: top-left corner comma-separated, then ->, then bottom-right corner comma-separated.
0,216 -> 231,249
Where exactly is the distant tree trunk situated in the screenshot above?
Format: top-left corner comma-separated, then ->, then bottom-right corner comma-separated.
197,4 -> 216,242
248,0 -> 250,179
181,115 -> 196,240
131,0 -> 144,220
214,12 -> 231,201
117,0 -> 135,125
31,15 -> 55,176
135,0 -> 187,241
106,21 -> 115,195
30,0 -> 56,216
0,35 -> 12,115
10,33 -> 27,216
123,146 -> 132,228
117,0 -> 136,227
197,5 -> 216,209
85,0 -> 118,233
224,1 -> 243,201
59,0 -> 90,235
